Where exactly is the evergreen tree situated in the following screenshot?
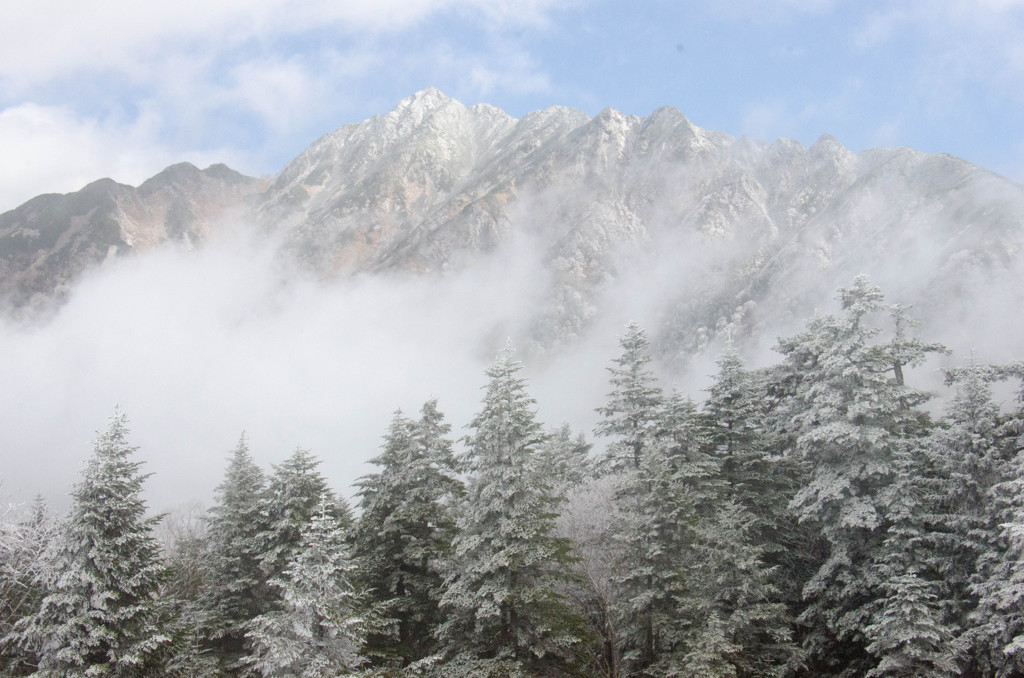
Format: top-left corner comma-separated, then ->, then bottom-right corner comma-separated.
969,363 -> 1024,675
154,504 -> 219,677
11,410 -> 167,676
538,423 -> 593,496
917,359 -> 1008,673
608,424 -> 698,675
704,347 -> 815,645
0,497 -> 51,675
773,278 -> 943,675
595,322 -> 663,473
702,345 -> 793,532
593,325 -> 679,674
354,401 -> 462,668
865,443 -> 959,677
246,495 -> 367,677
202,434 -> 270,671
259,448 -> 349,587
436,345 -> 585,677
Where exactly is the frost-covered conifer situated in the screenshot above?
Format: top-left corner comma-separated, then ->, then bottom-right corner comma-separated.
12,410 -> 167,676
354,401 -> 462,667
774,278 -> 943,674
436,345 -> 585,677
595,322 -> 663,473
865,441 -> 959,677
0,496 -> 51,675
154,503 -> 219,677
538,423 -> 592,496
702,346 -> 789,523
202,434 -> 269,669
969,363 -> 1024,675
246,494 -> 367,677
910,359 -> 1007,672
259,448 -> 349,586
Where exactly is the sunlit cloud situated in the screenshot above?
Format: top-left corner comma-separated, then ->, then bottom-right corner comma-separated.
0,0 -> 578,211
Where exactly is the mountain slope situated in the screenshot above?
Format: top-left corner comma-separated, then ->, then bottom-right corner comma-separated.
1,89 -> 1021,363
0,163 -> 263,310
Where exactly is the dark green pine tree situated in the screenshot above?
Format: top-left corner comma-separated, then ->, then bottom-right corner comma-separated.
657,391 -> 796,677
354,400 -> 462,669
537,423 -> 593,497
11,410 -> 167,676
608,397 -> 701,676
863,440 -> 959,678
592,323 -> 676,675
436,344 -> 586,677
202,434 -> 270,672
702,344 -> 795,534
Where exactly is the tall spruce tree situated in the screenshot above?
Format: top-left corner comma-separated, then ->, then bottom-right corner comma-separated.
913,360 -> 1007,673
968,363 -> 1024,675
436,345 -> 585,677
258,448 -> 349,588
864,439 -> 958,677
11,410 -> 167,676
246,494 -> 367,677
202,434 -> 269,672
0,497 -> 51,676
354,401 -> 462,668
595,322 -> 664,474
774,278 -> 943,675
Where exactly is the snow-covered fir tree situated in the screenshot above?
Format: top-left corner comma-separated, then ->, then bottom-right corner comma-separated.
595,322 -> 664,473
11,410 -> 167,676
537,423 -> 592,496
864,441 -> 959,677
0,497 -> 51,675
773,278 -> 943,675
153,503 -> 219,677
258,448 -> 350,589
354,400 -> 462,668
436,344 -> 586,677
910,359 -> 1008,673
202,434 -> 270,671
246,494 -> 367,677
969,363 -> 1024,675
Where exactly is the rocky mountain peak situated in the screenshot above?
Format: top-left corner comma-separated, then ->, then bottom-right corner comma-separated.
1,90 -> 1022,364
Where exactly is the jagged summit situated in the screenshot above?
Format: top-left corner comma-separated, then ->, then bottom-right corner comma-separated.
1,90 -> 1021,362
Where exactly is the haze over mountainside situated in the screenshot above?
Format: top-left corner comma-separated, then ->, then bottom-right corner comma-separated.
1,87 -> 1022,365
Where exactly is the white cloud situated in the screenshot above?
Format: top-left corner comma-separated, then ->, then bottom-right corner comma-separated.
0,228 -> 572,513
0,0 -> 574,91
0,0 -> 578,210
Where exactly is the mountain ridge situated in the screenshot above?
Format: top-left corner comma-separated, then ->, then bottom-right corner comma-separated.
1,88 -> 1021,363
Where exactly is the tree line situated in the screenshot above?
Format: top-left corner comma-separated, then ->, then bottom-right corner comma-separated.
2,275 -> 1023,677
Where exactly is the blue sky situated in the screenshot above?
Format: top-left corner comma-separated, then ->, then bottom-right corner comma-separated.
1,0 -> 1022,213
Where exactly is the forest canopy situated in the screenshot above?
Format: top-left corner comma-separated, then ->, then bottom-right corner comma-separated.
2,276 -> 1023,677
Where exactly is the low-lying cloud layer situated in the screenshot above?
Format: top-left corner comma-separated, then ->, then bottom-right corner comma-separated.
0,226 -> 616,513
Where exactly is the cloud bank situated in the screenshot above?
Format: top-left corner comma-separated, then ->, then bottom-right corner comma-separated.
0,225 -> 610,514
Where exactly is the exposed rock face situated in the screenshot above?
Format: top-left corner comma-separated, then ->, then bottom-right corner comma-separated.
2,88 -> 1022,360
0,163 -> 264,310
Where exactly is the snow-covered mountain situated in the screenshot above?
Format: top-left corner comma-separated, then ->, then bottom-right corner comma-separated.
2,88 -> 1021,362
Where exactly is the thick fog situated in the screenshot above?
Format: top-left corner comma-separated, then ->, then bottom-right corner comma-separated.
2,195 -> 1022,516
0,226 -> 621,514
